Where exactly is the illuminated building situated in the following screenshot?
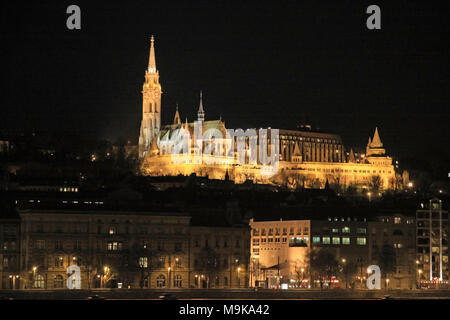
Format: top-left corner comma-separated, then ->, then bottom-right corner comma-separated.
139,37 -> 397,190
1,208 -> 248,289
416,199 -> 449,288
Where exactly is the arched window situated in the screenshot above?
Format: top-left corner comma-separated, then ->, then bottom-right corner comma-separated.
54,275 -> 64,288
143,276 -> 149,288
174,275 -> 182,288
156,274 -> 166,288
34,274 -> 45,289
149,102 -> 153,113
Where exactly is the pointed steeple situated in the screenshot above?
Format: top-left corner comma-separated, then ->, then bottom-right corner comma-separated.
148,35 -> 157,73
348,148 -> 356,163
173,104 -> 181,125
371,127 -> 383,147
367,136 -> 372,147
184,118 -> 189,131
293,142 -> 301,156
197,90 -> 205,122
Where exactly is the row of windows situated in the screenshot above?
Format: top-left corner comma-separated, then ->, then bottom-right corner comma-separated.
252,227 -> 309,236
327,227 -> 366,234
381,217 -> 415,224
2,225 -> 18,236
2,241 -> 17,251
31,240 -> 83,250
312,236 -> 367,246
31,239 -> 185,252
138,256 -> 183,268
417,212 -> 449,219
31,224 -> 185,235
2,256 -> 17,268
194,238 -> 244,249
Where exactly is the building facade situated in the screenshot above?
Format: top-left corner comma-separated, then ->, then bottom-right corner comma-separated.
416,199 -> 449,288
138,37 -> 396,190
249,219 -> 311,288
250,215 -> 419,289
368,213 -> 416,289
0,208 -> 249,289
189,226 -> 250,289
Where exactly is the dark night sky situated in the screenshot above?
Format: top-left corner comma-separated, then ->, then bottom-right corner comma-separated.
0,0 -> 449,161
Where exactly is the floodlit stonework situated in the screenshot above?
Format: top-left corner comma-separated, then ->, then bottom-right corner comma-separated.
139,37 -> 396,190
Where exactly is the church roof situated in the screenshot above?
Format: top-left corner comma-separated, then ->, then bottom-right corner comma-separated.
157,119 -> 227,142
370,127 -> 383,147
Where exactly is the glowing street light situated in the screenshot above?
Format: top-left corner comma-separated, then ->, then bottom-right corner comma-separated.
168,267 -> 171,288
237,267 -> 241,288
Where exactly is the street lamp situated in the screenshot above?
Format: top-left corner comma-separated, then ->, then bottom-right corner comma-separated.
418,269 -> 423,289
341,258 -> 348,289
168,267 -> 171,288
32,266 -> 37,289
237,267 -> 241,288
301,268 -> 305,287
386,278 -> 390,290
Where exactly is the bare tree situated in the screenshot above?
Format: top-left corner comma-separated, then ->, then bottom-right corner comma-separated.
369,175 -> 382,192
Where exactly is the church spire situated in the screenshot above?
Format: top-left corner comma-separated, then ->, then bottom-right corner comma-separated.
148,35 -> 157,73
348,148 -> 356,163
173,104 -> 181,125
197,90 -> 205,122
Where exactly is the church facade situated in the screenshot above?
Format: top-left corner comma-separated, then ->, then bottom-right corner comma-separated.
139,37 -> 396,190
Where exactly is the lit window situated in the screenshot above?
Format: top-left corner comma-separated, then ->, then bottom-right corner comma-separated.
332,237 -> 340,245
342,237 -> 350,245
107,241 -> 122,251
139,257 -> 148,268
342,227 -> 350,233
34,275 -> 45,289
109,227 -> 116,235
357,228 -> 367,234
357,237 -> 367,245
313,237 -> 321,244
394,217 -> 401,224
322,237 -> 331,244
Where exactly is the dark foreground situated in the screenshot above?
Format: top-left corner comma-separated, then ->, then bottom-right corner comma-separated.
1,289 -> 450,300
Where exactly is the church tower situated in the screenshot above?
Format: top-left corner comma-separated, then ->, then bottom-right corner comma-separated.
366,127 -> 386,156
197,91 -> 205,122
139,36 -> 162,158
